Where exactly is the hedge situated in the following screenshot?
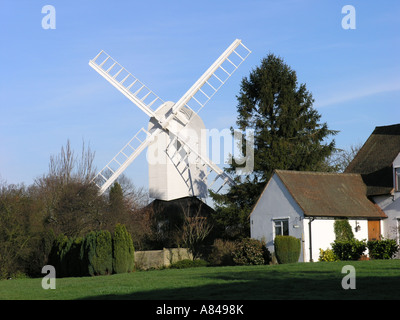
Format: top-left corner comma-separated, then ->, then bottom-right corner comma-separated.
331,239 -> 366,261
81,230 -> 112,276
48,224 -> 134,277
170,259 -> 208,269
367,239 -> 399,259
274,236 -> 301,264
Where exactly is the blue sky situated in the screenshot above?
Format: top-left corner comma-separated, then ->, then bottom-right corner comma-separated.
1,0 -> 399,193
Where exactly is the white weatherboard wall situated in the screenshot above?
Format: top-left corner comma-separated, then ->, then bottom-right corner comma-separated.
148,103 -> 207,201
250,174 -> 305,262
374,195 -> 400,240
302,219 -> 369,262
251,173 -> 371,262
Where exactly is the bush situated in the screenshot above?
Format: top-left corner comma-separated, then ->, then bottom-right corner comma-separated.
65,237 -> 84,276
367,239 -> 399,259
93,230 -> 112,275
208,239 -> 236,266
331,239 -> 366,261
48,224 -> 134,277
113,224 -> 135,274
170,259 -> 208,269
232,238 -> 271,265
318,248 -> 338,262
48,234 -> 69,277
274,236 -> 301,264
81,230 -> 112,276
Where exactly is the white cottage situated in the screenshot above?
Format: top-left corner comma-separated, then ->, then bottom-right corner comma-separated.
251,123 -> 400,262
250,170 -> 387,262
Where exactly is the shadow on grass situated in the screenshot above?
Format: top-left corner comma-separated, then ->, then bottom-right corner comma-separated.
78,266 -> 400,300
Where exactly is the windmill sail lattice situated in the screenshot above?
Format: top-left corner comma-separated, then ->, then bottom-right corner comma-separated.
89,39 -> 251,197
89,51 -> 164,118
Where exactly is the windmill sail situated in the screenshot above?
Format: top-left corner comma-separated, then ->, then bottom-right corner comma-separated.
92,127 -> 158,194
89,51 -> 164,118
166,131 -> 234,195
159,39 -> 251,129
89,39 -> 251,196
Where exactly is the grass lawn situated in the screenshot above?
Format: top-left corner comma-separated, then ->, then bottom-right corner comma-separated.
1,260 -> 399,300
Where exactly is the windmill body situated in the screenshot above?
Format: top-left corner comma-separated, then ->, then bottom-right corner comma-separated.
88,39 -> 251,199
148,102 -> 207,201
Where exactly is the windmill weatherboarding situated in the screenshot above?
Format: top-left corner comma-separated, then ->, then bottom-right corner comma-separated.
89,39 -> 251,201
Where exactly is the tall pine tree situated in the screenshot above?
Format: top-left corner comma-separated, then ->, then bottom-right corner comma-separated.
211,53 -> 337,239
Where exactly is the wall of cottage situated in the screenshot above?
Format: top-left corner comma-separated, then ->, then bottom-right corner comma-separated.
374,195 -> 400,241
302,219 -> 369,262
250,174 -> 305,262
250,173 -> 374,263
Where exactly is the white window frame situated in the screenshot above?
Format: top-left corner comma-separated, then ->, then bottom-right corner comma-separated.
394,168 -> 400,192
273,218 -> 290,238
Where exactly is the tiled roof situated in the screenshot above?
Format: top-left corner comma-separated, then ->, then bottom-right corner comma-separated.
345,124 -> 400,196
275,170 -> 387,219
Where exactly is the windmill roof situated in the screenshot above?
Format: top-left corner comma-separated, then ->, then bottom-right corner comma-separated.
274,170 -> 387,219
345,124 -> 400,196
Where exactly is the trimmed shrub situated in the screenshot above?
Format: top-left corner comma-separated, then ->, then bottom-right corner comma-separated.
94,230 -> 113,275
81,231 -> 96,276
113,224 -> 135,274
48,234 -> 69,277
331,239 -> 366,261
367,239 -> 399,259
48,224 -> 135,277
232,238 -> 271,265
274,236 -> 301,264
81,230 -> 113,276
208,239 -> 236,266
318,248 -> 338,262
170,259 -> 208,269
65,237 -> 84,276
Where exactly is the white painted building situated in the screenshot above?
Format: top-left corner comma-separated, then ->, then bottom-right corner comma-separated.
251,124 -> 400,262
250,170 -> 386,262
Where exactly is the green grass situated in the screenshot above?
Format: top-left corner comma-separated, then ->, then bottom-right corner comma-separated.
1,260 -> 400,300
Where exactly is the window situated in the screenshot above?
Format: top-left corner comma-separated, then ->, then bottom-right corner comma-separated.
395,168 -> 400,191
274,219 -> 289,236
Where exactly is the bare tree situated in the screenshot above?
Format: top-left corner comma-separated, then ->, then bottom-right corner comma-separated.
178,203 -> 213,259
326,143 -> 363,173
48,139 -> 96,184
34,139 -> 103,237
116,174 -> 149,210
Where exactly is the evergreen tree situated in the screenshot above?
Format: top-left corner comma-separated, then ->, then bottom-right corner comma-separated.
112,223 -> 135,273
211,53 -> 337,239
334,219 -> 354,241
109,182 -> 124,214
104,182 -> 127,229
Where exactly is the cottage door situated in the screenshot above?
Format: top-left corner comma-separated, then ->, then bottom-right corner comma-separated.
368,220 -> 381,241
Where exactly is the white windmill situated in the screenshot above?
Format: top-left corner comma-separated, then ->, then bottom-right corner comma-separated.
89,39 -> 251,202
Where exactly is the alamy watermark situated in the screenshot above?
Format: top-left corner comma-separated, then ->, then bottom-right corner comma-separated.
41,265 -> 56,289
342,5 -> 356,30
41,5 -> 56,29
341,265 -> 356,290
